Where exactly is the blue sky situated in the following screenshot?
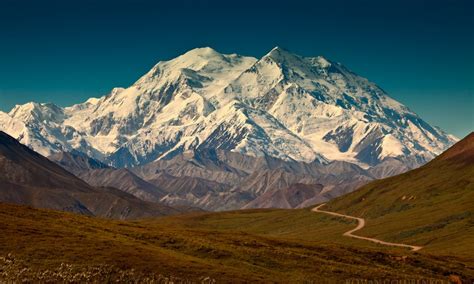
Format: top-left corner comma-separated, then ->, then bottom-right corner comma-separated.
0,0 -> 472,137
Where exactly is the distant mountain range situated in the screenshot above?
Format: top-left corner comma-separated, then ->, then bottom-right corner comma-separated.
0,47 -> 459,211
48,148 -> 375,210
0,47 -> 456,169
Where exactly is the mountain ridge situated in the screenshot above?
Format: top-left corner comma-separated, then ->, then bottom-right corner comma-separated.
0,47 -> 456,169
0,131 -> 187,219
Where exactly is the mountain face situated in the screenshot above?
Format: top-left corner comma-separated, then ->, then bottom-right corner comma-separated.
49,151 -> 111,174
0,47 -> 456,169
243,183 -> 326,209
50,148 -> 367,210
127,149 -> 377,210
48,151 -> 166,203
0,131 -> 184,219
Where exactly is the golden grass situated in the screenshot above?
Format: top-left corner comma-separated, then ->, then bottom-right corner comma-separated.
325,158 -> 474,258
0,203 -> 472,282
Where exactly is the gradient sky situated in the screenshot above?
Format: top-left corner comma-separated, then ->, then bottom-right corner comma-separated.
0,0 -> 472,137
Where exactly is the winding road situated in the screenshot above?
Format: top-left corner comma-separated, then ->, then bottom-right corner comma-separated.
312,203 -> 422,252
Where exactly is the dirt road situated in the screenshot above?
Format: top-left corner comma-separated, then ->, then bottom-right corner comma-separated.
312,203 -> 422,251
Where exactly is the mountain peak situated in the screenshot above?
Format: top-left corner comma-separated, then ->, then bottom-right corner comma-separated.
9,102 -> 39,114
182,47 -> 223,58
261,46 -> 306,69
8,102 -> 63,121
265,46 -> 294,58
269,46 -> 289,52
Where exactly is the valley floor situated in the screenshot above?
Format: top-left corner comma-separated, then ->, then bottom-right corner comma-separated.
0,202 -> 472,282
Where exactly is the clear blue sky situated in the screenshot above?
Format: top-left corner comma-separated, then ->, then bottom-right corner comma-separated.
0,0 -> 472,138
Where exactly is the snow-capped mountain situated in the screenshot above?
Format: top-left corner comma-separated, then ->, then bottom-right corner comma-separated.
0,47 -> 457,168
